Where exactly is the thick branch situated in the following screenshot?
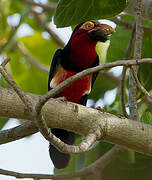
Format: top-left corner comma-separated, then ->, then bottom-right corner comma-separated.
36,58 -> 152,112
0,58 -> 33,113
0,87 -> 152,156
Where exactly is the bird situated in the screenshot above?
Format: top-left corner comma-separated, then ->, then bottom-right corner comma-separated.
48,21 -> 115,169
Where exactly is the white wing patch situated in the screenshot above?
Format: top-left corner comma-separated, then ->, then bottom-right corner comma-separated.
50,78 -> 56,89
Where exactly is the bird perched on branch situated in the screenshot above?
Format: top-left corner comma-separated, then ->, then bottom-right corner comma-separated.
48,21 -> 114,169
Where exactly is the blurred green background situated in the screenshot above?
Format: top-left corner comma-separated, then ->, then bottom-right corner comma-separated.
0,0 -> 152,179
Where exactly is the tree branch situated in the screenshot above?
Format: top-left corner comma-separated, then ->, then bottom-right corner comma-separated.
18,43 -> 49,74
0,146 -> 128,180
17,43 -> 121,86
112,18 -> 152,33
36,58 -> 152,113
129,0 -> 143,121
2,57 -> 97,155
31,9 -> 65,48
1,86 -> 152,155
0,58 -> 152,153
130,66 -> 152,99
1,58 -> 151,155
0,58 -> 33,113
22,0 -> 57,12
120,23 -> 136,118
0,5 -> 30,53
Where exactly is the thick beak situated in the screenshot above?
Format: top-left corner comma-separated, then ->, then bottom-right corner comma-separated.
88,24 -> 115,42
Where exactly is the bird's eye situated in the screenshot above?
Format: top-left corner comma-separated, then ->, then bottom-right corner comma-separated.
85,23 -> 91,29
81,21 -> 94,30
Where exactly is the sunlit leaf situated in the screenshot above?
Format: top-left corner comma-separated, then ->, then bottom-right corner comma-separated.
54,0 -> 129,27
19,32 -> 59,65
0,117 -> 9,130
140,111 -> 152,125
107,26 -> 132,62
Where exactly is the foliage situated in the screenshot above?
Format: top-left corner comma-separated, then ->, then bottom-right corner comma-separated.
0,0 -> 152,180
54,0 -> 129,27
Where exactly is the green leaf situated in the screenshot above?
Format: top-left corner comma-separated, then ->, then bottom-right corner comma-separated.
0,117 -> 9,130
0,0 -> 11,38
48,0 -> 59,2
107,26 -> 132,62
5,31 -> 60,95
85,142 -> 113,166
89,73 -> 117,101
0,76 -> 9,88
140,111 -> 152,125
54,0 -> 129,27
19,31 -> 59,65
9,0 -> 24,15
102,152 -> 152,180
7,48 -> 47,95
137,32 -> 152,99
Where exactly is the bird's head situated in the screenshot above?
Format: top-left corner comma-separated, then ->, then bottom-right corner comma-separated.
71,21 -> 115,44
63,21 -> 115,70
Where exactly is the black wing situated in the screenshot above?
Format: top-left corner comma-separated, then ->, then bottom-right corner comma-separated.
48,49 -> 63,91
91,55 -> 99,88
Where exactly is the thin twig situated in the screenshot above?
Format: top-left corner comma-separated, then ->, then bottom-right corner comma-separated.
120,67 -> 128,117
34,58 -> 152,154
130,66 -> 152,99
125,23 -> 136,60
1,58 -> 152,146
45,24 -> 65,48
129,0 -> 143,121
112,17 -> 152,33
18,42 -> 120,85
1,57 -> 11,67
0,146 -> 124,179
0,58 -> 33,113
36,58 -> 152,115
22,0 -> 57,11
108,22 -> 136,178
35,113 -> 97,153
0,5 -> 30,53
31,9 -> 65,48
18,43 -> 49,74
101,71 -> 120,85
120,23 -> 136,118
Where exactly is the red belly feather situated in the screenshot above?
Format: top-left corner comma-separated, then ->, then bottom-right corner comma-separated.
53,66 -> 92,103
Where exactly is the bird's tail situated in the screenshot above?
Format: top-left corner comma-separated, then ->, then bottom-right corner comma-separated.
49,128 -> 75,169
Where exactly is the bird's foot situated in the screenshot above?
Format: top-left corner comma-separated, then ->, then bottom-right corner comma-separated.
56,96 -> 67,103
116,114 -> 126,119
94,106 -> 104,113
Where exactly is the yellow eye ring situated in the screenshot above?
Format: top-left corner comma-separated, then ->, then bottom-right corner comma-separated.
81,21 -> 95,31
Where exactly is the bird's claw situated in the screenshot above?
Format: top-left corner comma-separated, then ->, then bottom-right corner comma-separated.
56,96 -> 67,102
91,106 -> 104,113
95,106 -> 104,113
